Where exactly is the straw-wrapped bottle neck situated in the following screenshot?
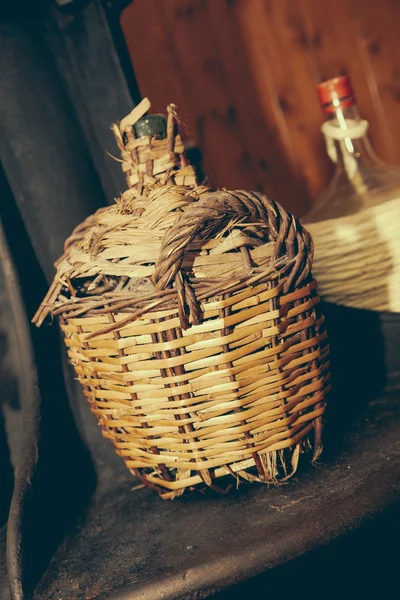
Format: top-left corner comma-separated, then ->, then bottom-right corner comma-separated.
112,100 -> 198,209
118,112 -> 170,193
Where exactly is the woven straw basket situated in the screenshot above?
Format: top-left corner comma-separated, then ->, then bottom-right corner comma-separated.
34,100 -> 330,499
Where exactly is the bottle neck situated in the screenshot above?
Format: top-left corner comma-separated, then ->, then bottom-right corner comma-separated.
112,104 -> 199,215
305,76 -> 400,223
323,105 -> 381,173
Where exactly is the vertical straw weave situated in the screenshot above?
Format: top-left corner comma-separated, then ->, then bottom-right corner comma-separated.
34,100 -> 329,499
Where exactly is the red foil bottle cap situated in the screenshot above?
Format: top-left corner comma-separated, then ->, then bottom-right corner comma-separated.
316,76 -> 356,113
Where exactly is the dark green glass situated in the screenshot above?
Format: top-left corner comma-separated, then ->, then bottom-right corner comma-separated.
133,114 -> 167,140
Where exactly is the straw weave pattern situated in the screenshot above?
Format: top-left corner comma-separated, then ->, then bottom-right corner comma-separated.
34,102 -> 329,498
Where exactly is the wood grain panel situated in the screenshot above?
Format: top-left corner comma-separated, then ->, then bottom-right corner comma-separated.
120,0 -> 189,116
300,0 -> 385,164
237,0 -> 331,201
207,0 -> 311,213
121,0 -> 400,215
159,0 -> 258,190
349,0 -> 400,163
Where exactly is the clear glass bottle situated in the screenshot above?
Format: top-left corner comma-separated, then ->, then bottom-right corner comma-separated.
304,75 -> 400,223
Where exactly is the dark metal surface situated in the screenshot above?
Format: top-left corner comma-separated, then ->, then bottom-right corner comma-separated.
0,201 -> 96,600
0,0 -> 136,281
33,392 -> 400,600
0,1 -> 137,597
0,528 -> 10,600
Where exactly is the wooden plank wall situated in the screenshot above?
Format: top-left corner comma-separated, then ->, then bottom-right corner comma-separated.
121,0 -> 400,216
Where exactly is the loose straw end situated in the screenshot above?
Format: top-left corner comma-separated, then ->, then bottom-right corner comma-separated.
119,98 -> 152,133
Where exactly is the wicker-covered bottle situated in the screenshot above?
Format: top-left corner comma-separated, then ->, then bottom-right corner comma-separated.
34,99 -> 330,499
305,76 -> 400,313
